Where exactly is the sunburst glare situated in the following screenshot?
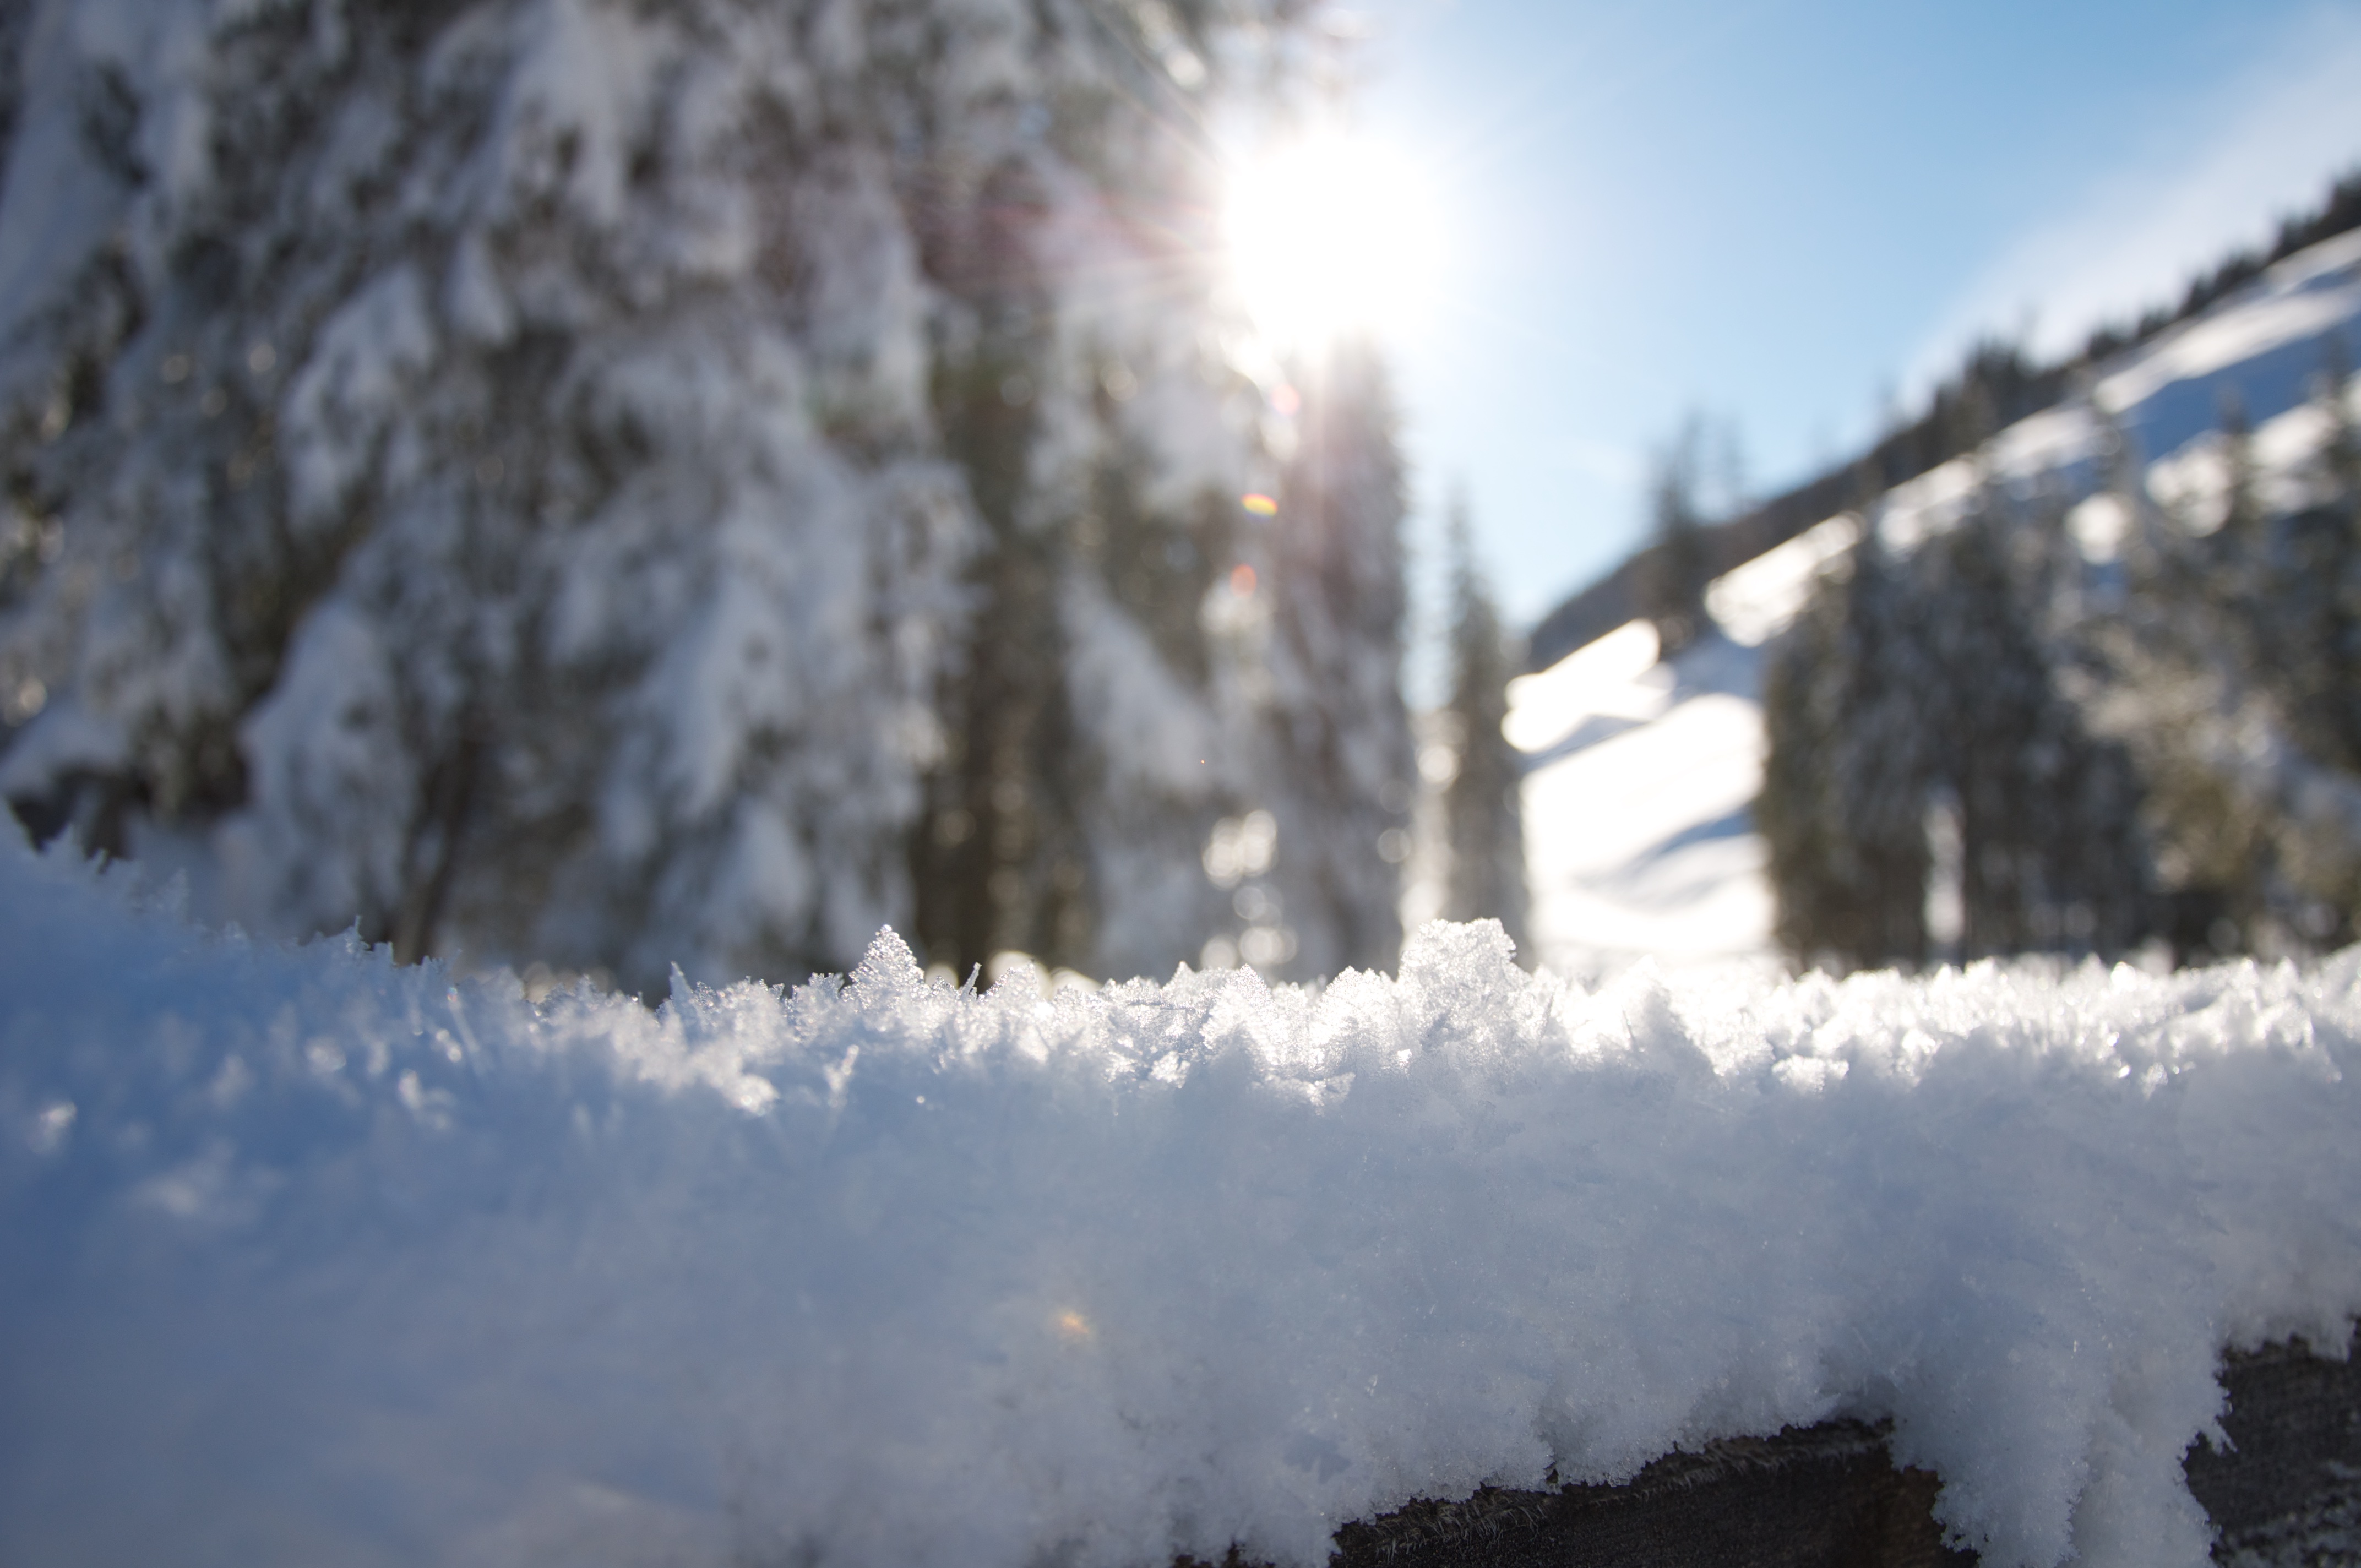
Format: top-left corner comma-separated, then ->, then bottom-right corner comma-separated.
1222,132 -> 1441,351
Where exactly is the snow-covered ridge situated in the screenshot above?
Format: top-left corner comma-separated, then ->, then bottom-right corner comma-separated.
1878,231 -> 2361,558
6,830 -> 2360,1568
1509,228 -> 2361,981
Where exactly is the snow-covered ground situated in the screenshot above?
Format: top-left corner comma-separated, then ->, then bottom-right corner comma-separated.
1511,230 -> 2361,979
1513,620 -> 1781,979
8,826 -> 2361,1568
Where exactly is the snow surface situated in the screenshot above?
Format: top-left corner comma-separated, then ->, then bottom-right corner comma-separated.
1520,676 -> 1776,978
1509,621 -> 1781,979
7,827 -> 2361,1568
1705,514 -> 1862,649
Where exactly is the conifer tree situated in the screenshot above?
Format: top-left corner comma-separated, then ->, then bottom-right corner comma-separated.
2091,366 -> 2361,959
2272,341 -> 2361,775
1764,464 -> 2151,972
1760,492 -> 1936,971
2208,390 -> 2272,676
0,0 -> 1315,992
909,165 -> 1089,978
1254,338 -> 1415,978
1030,400 -> 1238,984
2102,391 -> 2287,957
1756,570 -> 1846,966
1636,419 -> 1715,655
2239,340 -> 2361,944
2278,339 -> 2361,940
1922,486 -> 2150,959
1439,499 -> 1528,956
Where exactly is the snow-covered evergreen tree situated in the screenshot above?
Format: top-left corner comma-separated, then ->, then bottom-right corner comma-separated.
2269,344 -> 2361,944
1764,460 -> 2151,972
0,0 -> 1340,990
2095,391 -> 2283,957
2270,343 -> 2361,776
1635,417 -> 1713,656
1438,499 -> 1526,955
2096,350 -> 2361,956
1755,564 -> 1846,963
1253,338 -> 1414,978
1760,494 -> 1937,971
1920,482 -> 2150,959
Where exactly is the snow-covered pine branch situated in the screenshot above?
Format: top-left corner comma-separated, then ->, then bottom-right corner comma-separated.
0,0 -> 1413,993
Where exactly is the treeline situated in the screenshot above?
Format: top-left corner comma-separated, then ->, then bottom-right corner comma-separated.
1761,351 -> 2361,971
1531,167 -> 2361,672
2081,168 -> 2361,363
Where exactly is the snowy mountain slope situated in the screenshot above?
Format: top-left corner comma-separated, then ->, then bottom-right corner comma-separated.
1512,229 -> 2361,979
1511,622 -> 1779,977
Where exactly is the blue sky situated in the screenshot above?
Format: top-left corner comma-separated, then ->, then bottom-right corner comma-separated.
1341,0 -> 2361,641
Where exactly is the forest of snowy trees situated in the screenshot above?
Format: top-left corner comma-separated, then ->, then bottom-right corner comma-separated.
1760,345 -> 2361,972
0,0 -> 1465,993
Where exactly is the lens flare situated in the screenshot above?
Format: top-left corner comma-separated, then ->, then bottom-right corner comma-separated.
1223,133 -> 1439,349
1239,492 -> 1278,516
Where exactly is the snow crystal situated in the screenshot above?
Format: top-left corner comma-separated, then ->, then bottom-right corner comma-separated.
4,828 -> 2360,1568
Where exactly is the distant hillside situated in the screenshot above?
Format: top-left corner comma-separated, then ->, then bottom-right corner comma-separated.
1510,220 -> 2361,979
1528,167 -> 2361,671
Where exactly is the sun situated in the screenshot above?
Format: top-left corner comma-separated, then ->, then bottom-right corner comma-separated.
1222,133 -> 1440,351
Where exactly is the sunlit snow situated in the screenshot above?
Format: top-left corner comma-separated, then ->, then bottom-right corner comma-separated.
1513,228 -> 2361,981
6,829 -> 2361,1568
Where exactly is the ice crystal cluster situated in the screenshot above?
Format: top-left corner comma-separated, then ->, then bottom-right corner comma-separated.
6,831 -> 2360,1568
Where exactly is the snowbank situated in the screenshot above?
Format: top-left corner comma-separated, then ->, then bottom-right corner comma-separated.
4,829 -> 2359,1568
1510,623 -> 1780,979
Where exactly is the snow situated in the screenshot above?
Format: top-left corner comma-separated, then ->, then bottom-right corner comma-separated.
2145,381 -> 2361,533
281,266 -> 440,525
2093,228 -> 2361,439
1703,513 -> 1860,649
1869,232 -> 2361,557
1513,226 -> 2361,981
0,695 -> 128,798
1501,618 -> 1664,754
2068,492 -> 2135,563
9,829 -> 2361,1568
0,0 -> 1386,995
1517,646 -> 1777,978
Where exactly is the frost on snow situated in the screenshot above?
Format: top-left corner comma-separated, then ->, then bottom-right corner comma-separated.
5,831 -> 2361,1568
